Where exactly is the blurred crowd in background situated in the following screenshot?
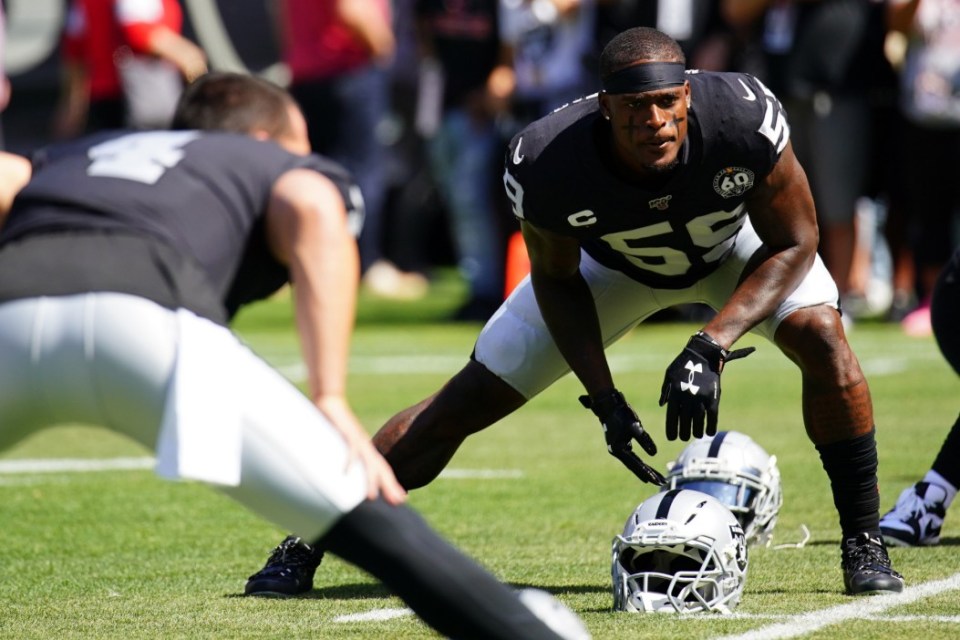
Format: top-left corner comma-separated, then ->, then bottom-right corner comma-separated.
1,0 -> 958,330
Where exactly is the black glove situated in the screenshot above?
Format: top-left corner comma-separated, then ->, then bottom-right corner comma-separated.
659,331 -> 755,442
579,389 -> 665,485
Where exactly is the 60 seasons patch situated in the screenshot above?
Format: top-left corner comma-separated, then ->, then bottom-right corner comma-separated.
714,166 -> 755,198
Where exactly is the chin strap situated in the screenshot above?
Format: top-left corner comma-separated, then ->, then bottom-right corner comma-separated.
772,524 -> 811,550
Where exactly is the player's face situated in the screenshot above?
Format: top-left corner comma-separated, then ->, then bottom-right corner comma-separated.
600,82 -> 690,176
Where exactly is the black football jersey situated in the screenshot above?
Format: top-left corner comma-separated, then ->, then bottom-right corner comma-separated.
0,130 -> 361,320
502,71 -> 790,289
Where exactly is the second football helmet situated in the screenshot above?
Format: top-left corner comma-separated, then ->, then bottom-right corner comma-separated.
666,431 -> 783,547
612,489 -> 748,614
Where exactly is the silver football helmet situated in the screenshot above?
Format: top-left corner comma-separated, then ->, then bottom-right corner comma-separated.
612,489 -> 748,614
666,431 -> 783,547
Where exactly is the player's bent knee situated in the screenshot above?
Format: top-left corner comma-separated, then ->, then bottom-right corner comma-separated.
775,306 -> 855,372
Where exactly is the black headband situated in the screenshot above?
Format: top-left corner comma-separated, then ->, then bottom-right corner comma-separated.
601,62 -> 686,95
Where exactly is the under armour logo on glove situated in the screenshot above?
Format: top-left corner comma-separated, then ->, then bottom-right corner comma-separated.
659,332 -> 754,441
580,389 -> 665,486
680,361 -> 703,394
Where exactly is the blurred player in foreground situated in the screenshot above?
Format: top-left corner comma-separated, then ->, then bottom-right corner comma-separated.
0,72 -> 588,640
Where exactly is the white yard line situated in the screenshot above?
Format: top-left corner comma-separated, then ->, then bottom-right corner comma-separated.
727,612 -> 960,623
0,457 -> 154,473
333,608 -> 413,623
0,457 -> 522,480
713,572 -> 960,640
439,469 -> 524,479
329,599 -> 960,630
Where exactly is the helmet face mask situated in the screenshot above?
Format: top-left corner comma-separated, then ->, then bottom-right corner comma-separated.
665,431 -> 783,547
612,489 -> 749,614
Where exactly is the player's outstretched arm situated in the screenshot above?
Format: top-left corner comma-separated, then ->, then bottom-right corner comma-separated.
266,167 -> 406,505
521,219 -> 613,395
522,220 -> 661,483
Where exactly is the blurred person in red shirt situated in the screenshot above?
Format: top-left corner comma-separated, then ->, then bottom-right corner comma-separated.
54,0 -> 207,138
277,0 -> 427,299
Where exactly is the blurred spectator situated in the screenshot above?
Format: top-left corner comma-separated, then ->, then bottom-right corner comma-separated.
277,0 -> 427,301
499,0 -> 599,126
0,3 -> 9,149
594,0 -> 736,72
54,0 -> 124,137
377,0 -> 447,279
416,0 -> 515,321
114,0 -> 207,127
53,0 -> 207,138
886,0 -> 960,337
723,0 -> 894,327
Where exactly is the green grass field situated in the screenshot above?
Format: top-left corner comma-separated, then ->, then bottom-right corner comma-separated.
1,274 -> 958,639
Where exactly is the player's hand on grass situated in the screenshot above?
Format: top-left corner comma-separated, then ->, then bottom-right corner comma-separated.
580,389 -> 665,485
315,395 -> 408,505
659,331 -> 754,441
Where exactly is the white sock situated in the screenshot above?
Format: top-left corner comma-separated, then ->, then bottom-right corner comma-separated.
924,470 -> 957,508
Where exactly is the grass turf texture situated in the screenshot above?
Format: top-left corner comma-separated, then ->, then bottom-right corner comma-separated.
1,271 -> 958,639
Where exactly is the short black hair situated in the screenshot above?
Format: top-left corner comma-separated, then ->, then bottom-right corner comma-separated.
171,72 -> 296,139
599,27 -> 686,81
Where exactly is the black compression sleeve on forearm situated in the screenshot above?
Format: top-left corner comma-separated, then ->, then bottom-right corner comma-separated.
319,498 -> 563,640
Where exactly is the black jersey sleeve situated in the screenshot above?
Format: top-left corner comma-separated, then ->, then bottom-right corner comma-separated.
501,97 -> 602,234
224,151 -> 363,318
689,71 -> 789,179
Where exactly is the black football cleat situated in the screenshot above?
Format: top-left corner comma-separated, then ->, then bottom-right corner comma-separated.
841,532 -> 904,595
244,535 -> 323,597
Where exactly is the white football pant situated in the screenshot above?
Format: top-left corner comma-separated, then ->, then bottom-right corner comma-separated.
475,217 -> 840,399
0,293 -> 366,541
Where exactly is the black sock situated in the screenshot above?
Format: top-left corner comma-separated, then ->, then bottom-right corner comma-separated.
816,429 -> 880,539
319,498 -> 563,640
932,412 -> 960,490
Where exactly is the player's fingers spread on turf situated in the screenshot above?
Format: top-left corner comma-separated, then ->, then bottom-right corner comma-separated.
365,453 -> 407,505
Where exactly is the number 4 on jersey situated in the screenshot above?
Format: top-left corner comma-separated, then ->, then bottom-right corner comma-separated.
87,131 -> 200,185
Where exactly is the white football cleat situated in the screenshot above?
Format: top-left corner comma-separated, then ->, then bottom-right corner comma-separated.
880,482 -> 948,547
